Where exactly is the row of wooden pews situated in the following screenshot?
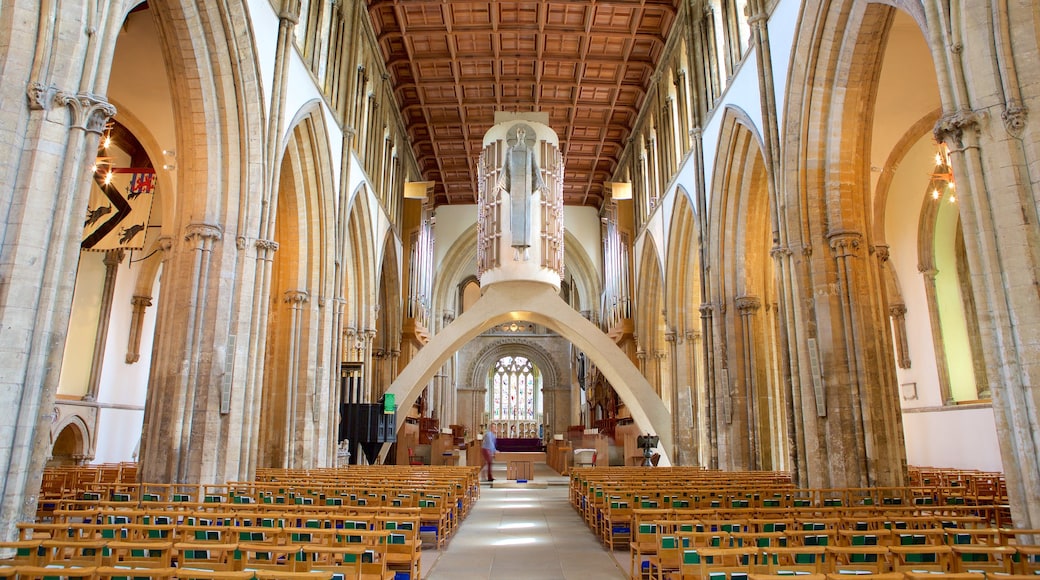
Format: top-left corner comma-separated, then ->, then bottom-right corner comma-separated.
569,466 -> 1037,580
3,464 -> 480,579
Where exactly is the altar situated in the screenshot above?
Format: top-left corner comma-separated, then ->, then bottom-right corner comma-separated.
496,450 -> 546,481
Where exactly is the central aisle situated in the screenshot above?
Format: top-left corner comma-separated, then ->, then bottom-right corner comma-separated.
423,464 -> 628,579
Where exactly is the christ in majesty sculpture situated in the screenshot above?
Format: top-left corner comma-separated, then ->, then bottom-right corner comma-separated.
496,124 -> 546,261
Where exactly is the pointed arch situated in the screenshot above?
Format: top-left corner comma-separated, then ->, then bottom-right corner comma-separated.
634,235 -> 667,401
258,106 -> 337,468
665,187 -> 704,464
344,185 -> 378,332
707,106 -> 784,471
780,0 -> 918,487
386,281 -> 674,464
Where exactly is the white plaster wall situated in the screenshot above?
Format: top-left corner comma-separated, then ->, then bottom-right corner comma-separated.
94,408 -> 146,463
433,205 -> 478,269
902,407 -> 1003,471
886,137 -> 944,409
58,253 -> 106,397
769,0 -> 800,134
564,206 -> 603,275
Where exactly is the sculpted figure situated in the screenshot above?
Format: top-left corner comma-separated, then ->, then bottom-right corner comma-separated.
496,124 -> 546,260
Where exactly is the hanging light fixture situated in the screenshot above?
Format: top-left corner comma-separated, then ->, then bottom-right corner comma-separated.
928,144 -> 955,203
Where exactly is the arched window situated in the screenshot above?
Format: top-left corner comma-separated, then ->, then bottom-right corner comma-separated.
490,356 -> 539,421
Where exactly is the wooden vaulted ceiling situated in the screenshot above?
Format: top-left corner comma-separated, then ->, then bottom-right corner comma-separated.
367,0 -> 680,208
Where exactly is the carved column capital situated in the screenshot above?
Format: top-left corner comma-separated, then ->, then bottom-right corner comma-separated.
735,296 -> 762,315
157,236 -> 174,259
889,304 -> 907,317
184,223 -> 223,248
284,290 -> 309,305
55,91 -> 117,134
827,231 -> 863,257
934,109 -> 983,149
279,0 -> 302,23
664,330 -> 677,344
1002,104 -> 1028,137
256,238 -> 280,252
769,244 -> 793,259
103,249 -> 125,267
27,82 -> 60,111
874,244 -> 891,262
132,295 -> 153,309
699,302 -> 714,318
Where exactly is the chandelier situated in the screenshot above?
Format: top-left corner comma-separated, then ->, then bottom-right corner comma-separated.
929,144 -> 956,204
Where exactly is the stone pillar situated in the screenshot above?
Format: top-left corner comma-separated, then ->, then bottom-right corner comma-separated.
361,329 -> 376,402
126,295 -> 153,364
699,303 -> 719,468
282,290 -> 309,467
0,67 -> 116,540
736,295 -> 762,469
86,249 -> 125,400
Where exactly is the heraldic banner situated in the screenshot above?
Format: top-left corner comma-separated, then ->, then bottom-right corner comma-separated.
83,167 -> 156,251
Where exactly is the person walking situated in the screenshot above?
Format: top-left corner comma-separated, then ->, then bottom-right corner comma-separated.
481,425 -> 497,482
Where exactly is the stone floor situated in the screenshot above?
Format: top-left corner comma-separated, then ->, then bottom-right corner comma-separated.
420,462 -> 629,579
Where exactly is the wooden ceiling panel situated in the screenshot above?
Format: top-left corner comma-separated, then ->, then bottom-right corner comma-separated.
415,60 -> 455,80
367,0 -> 680,207
454,33 -> 495,56
449,3 -> 494,28
400,4 -> 447,29
545,4 -> 590,29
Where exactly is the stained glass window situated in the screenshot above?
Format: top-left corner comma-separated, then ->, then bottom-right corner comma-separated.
488,355 -> 540,422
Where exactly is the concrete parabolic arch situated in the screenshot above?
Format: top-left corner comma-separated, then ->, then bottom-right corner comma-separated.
384,280 -> 673,465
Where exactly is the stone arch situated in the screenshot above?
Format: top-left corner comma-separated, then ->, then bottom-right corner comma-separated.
258,107 -> 337,469
467,340 -> 564,438
664,187 -> 703,465
135,0 -> 267,484
372,232 -> 404,399
344,185 -> 378,334
465,340 -> 563,395
780,0 -> 919,487
634,235 -> 667,401
562,230 -> 602,318
431,224 -> 478,332
49,418 -> 91,467
707,106 -> 784,471
385,281 -> 674,463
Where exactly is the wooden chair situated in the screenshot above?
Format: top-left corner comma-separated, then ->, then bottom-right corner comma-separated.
689,546 -> 758,580
826,545 -> 892,574
95,565 -> 178,578
759,545 -> 829,575
381,530 -> 420,580
948,544 -> 1016,575
888,544 -> 953,573
101,539 -> 174,571
647,533 -> 687,580
825,573 -> 905,580
631,520 -> 660,579
173,571 -> 255,580
173,541 -> 240,572
238,542 -> 309,573
302,544 -> 367,580
902,572 -> 984,580
253,571 -> 335,580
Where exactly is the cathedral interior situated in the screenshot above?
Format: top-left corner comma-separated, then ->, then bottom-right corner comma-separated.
3,0 -> 1040,544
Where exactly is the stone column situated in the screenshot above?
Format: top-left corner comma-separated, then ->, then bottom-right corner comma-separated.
736,295 -> 762,469
362,329 -> 376,402
919,267 -> 953,404
126,295 -> 153,364
86,249 -> 125,400
0,75 -> 116,539
282,290 -> 309,467
699,303 -> 719,468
